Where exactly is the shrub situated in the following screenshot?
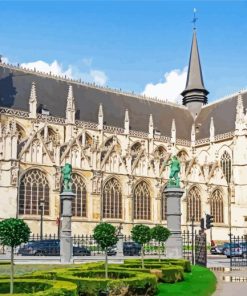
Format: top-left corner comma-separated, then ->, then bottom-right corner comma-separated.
93,223 -> 118,278
0,279 -> 77,295
151,225 -> 171,262
124,258 -> 191,272
131,225 -> 152,269
0,218 -> 31,294
29,269 -> 157,296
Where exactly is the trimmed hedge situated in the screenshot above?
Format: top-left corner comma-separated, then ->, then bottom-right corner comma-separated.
110,263 -> 184,283
124,258 -> 191,272
21,269 -> 157,296
0,279 -> 77,295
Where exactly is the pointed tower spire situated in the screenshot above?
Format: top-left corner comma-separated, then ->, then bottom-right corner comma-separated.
181,30 -> 209,118
149,114 -> 154,138
124,109 -> 129,134
98,103 -> 103,130
171,119 -> 176,144
29,82 -> 37,118
210,117 -> 215,142
66,85 -> 75,124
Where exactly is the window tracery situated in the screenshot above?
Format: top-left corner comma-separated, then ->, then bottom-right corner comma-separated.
210,189 -> 224,223
187,186 -> 201,222
220,151 -> 232,183
71,173 -> 87,217
134,181 -> 151,220
103,178 -> 122,219
19,169 -> 49,215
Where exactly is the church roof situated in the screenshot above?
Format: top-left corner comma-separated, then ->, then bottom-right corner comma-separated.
195,91 -> 247,139
0,63 -> 193,140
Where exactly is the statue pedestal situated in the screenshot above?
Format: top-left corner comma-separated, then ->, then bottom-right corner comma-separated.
164,187 -> 184,259
60,191 -> 75,264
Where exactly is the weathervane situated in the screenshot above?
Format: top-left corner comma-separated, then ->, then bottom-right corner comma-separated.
192,8 -> 198,30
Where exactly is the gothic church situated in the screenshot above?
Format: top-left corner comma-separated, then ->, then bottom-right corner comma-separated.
0,29 -> 246,241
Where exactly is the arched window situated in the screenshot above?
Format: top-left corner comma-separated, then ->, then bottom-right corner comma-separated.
131,142 -> 142,165
220,151 -> 232,183
187,187 -> 201,222
71,174 -> 87,217
134,181 -> 151,220
161,193 -> 167,221
155,146 -> 167,170
210,189 -> 224,223
103,178 -> 122,219
19,169 -> 49,215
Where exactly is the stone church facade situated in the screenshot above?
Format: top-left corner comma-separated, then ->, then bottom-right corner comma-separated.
0,30 -> 246,241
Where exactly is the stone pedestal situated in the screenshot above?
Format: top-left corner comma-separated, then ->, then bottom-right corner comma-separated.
60,191 -> 75,263
164,187 -> 184,259
117,233 -> 124,258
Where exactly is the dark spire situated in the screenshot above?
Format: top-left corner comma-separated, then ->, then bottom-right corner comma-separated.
181,30 -> 209,114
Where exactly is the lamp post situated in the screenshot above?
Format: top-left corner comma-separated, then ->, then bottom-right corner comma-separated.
39,199 -> 45,240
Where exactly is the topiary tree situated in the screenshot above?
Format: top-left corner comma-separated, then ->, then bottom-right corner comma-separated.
93,222 -> 118,278
131,224 -> 151,269
0,218 -> 31,294
151,225 -> 171,262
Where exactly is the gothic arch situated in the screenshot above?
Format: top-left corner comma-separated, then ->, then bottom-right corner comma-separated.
102,177 -> 122,219
210,188 -> 224,223
133,180 -> 151,220
71,173 -> 87,217
18,169 -> 50,215
177,149 -> 189,162
186,186 -> 201,222
220,150 -> 232,184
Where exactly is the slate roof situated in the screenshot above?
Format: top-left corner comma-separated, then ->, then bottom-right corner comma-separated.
195,92 -> 247,140
0,64 -> 194,140
0,63 -> 244,142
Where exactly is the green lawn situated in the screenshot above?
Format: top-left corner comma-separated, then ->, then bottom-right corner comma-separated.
0,263 -> 75,277
157,265 -> 217,296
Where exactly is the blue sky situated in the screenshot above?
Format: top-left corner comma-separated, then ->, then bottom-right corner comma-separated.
0,0 -> 247,103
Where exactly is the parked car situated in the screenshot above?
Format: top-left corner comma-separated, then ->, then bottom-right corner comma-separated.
123,242 -> 141,256
210,244 -> 225,255
224,242 -> 247,258
18,239 -> 91,256
106,242 -> 141,256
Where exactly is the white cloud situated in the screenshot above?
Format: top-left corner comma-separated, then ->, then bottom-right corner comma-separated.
2,57 -> 108,87
21,60 -> 73,78
90,70 -> 107,86
142,67 -> 187,103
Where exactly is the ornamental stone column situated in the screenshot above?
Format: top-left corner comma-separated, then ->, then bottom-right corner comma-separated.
163,155 -> 184,259
60,163 -> 75,264
164,187 -> 184,259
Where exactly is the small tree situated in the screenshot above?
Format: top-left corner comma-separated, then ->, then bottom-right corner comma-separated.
93,222 -> 118,278
151,225 -> 171,262
0,218 -> 30,294
131,224 -> 151,269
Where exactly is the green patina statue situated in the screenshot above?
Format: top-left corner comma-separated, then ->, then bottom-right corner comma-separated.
61,163 -> 72,191
164,155 -> 181,188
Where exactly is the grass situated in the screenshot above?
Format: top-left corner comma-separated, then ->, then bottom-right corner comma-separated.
157,265 -> 217,296
0,263 -> 75,276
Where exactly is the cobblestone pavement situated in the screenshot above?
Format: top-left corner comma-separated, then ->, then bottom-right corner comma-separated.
212,267 -> 247,296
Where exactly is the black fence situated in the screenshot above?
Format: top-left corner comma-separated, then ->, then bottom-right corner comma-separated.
230,235 -> 247,267
1,231 -> 203,260
7,234 -> 168,257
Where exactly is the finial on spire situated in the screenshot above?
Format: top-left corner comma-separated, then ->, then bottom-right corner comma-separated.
192,8 -> 198,30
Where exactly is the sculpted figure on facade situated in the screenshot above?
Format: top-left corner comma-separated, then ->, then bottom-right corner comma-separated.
62,163 -> 72,191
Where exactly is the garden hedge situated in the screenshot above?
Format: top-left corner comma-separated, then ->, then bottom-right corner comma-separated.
0,279 -> 77,295
124,258 -> 191,272
20,269 -> 157,296
110,263 -> 184,283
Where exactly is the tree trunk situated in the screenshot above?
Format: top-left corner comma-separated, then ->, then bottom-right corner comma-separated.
141,245 -> 144,269
10,246 -> 14,294
159,242 -> 161,263
105,250 -> 108,278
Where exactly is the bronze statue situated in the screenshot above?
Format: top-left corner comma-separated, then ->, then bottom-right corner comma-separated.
61,163 -> 72,191
164,155 -> 181,187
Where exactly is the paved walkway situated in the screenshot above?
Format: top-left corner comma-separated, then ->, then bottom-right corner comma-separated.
213,268 -> 247,296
